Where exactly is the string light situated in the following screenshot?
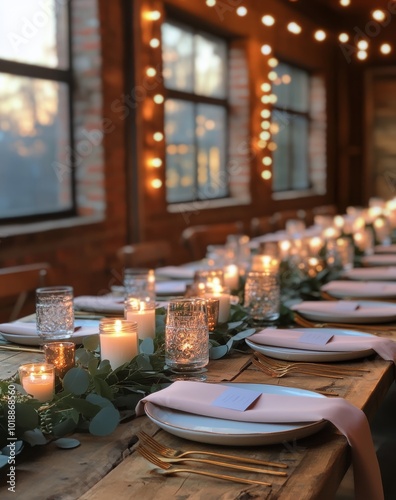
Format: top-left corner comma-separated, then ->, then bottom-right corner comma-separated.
262,157 -> 272,166
287,22 -> 302,34
380,43 -> 392,55
146,10 -> 161,20
206,0 -> 216,6
357,50 -> 368,60
146,67 -> 157,77
372,10 -> 386,22
338,33 -> 349,43
151,179 -> 163,189
153,132 -> 164,142
281,74 -> 291,84
260,131 -> 271,141
268,58 -> 278,67
261,170 -> 272,180
339,0 -> 350,6
268,71 -> 278,81
151,158 -> 162,168
261,82 -> 271,92
261,44 -> 272,55
149,38 -> 160,48
261,15 -> 275,26
314,30 -> 326,42
261,109 -> 271,118
236,6 -> 247,16
357,40 -> 369,50
153,94 -> 164,104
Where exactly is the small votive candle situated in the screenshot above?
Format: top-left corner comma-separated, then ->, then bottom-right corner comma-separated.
251,254 -> 280,273
100,318 -> 138,369
125,298 -> 156,340
223,264 -> 239,290
203,284 -> 230,323
19,363 -> 55,402
44,342 -> 75,378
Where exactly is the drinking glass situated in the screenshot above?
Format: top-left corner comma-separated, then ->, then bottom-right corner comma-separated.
36,286 -> 74,340
123,268 -> 155,301
244,271 -> 280,324
165,298 -> 209,380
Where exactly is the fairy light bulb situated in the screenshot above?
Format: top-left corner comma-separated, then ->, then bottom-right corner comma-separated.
314,30 -> 326,42
261,170 -> 272,180
268,58 -> 278,68
261,82 -> 271,92
151,158 -> 162,168
340,0 -> 350,6
372,9 -> 386,21
261,44 -> 272,55
261,109 -> 271,119
153,94 -> 164,104
153,132 -> 164,142
151,179 -> 162,189
357,40 -> 368,50
261,15 -> 275,26
146,67 -> 157,77
338,33 -> 349,43
206,0 -> 216,6
357,50 -> 368,60
147,10 -> 161,20
262,156 -> 272,166
149,38 -> 160,48
380,43 -> 392,55
236,6 -> 247,16
287,22 -> 302,34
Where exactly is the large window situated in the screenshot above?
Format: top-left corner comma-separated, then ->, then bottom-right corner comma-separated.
162,21 -> 229,204
0,1 -> 74,221
272,62 -> 313,192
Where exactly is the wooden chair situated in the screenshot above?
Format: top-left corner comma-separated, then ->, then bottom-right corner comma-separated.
117,240 -> 172,269
181,221 -> 244,261
272,209 -> 307,231
0,263 -> 50,321
250,215 -> 277,237
312,204 -> 338,217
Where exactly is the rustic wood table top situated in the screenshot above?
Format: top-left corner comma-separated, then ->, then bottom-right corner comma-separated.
0,340 -> 394,500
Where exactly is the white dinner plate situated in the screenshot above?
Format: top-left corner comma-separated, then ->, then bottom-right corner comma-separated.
245,328 -> 374,362
321,280 -> 396,299
374,244 -> 396,254
0,319 -> 100,346
361,254 -> 396,266
144,383 -> 327,446
155,266 -> 195,280
74,295 -> 124,314
342,267 -> 396,281
291,300 -> 396,324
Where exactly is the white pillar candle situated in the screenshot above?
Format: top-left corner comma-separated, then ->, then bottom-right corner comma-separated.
100,319 -> 138,369
125,298 -> 156,340
19,363 -> 55,402
204,284 -> 231,324
223,264 -> 239,290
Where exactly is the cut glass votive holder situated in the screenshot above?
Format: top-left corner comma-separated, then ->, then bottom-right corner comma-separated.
18,363 -> 55,402
244,271 -> 280,325
43,342 -> 75,378
165,298 -> 209,381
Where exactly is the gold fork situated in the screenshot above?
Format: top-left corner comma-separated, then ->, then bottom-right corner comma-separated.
254,352 -> 369,375
136,446 -> 273,487
252,358 -> 344,379
136,444 -> 286,476
137,431 -> 288,469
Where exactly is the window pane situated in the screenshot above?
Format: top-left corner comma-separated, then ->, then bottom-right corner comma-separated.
165,99 -> 195,203
0,0 -> 69,68
196,104 -> 228,199
273,63 -> 309,112
272,111 -> 291,191
0,74 -> 72,218
194,34 -> 227,98
162,23 -> 194,92
291,116 -> 310,189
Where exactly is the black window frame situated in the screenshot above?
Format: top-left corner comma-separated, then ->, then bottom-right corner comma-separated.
0,2 -> 76,224
162,19 -> 230,204
272,61 -> 313,193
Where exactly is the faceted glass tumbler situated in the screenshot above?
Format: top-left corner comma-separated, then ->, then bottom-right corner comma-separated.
36,286 -> 74,340
165,298 -> 209,380
123,268 -> 155,301
244,271 -> 280,324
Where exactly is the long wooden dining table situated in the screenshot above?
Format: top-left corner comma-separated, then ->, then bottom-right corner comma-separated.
0,329 -> 394,500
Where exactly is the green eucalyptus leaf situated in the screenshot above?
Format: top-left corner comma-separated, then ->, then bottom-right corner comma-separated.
92,377 -> 114,400
88,357 -> 99,376
75,347 -> 95,367
83,334 -> 100,351
140,338 -> 154,355
67,398 -> 100,418
135,354 -> 153,371
86,393 -> 113,408
209,344 -> 229,360
89,406 -> 120,436
54,438 -> 80,449
63,368 -> 90,395
15,403 -> 39,430
52,417 -> 78,437
22,429 -> 47,446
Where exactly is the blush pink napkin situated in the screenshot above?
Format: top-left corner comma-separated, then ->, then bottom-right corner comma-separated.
136,381 -> 383,500
248,329 -> 396,363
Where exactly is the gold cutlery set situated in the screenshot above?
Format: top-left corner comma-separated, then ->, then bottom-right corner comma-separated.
137,430 -> 288,487
252,351 -> 370,379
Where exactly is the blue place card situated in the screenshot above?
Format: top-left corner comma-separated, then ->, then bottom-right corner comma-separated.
298,331 -> 334,346
211,387 -> 262,412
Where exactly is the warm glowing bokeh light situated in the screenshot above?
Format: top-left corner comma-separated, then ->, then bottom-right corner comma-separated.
338,33 -> 349,43
236,6 -> 247,16
261,170 -> 272,180
287,22 -> 302,34
372,9 -> 386,21
261,15 -> 275,26
380,43 -> 392,55
314,30 -> 326,42
261,44 -> 272,55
